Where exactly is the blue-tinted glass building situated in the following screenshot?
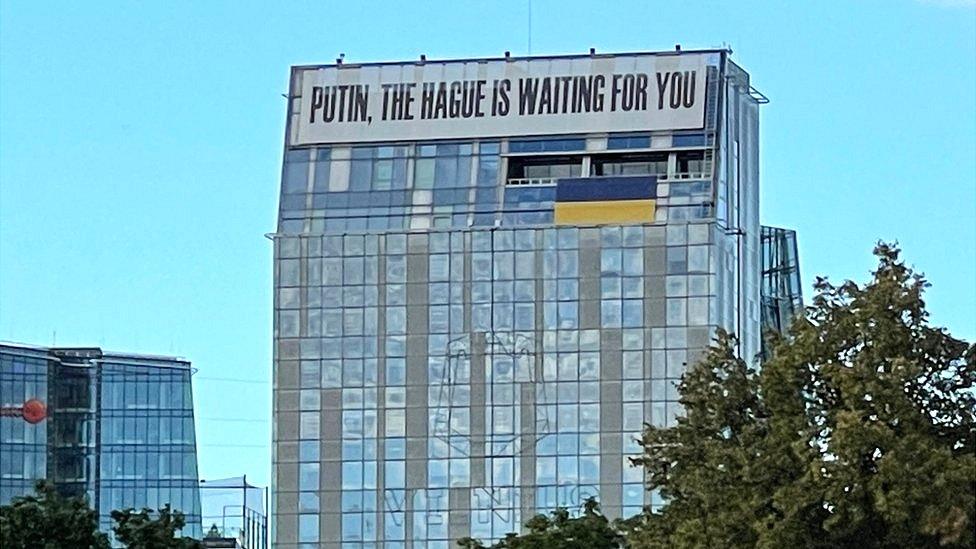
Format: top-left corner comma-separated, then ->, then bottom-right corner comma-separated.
760,226 -> 803,348
271,49 -> 799,547
0,343 -> 202,539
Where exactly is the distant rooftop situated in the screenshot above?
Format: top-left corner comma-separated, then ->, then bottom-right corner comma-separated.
0,341 -> 190,368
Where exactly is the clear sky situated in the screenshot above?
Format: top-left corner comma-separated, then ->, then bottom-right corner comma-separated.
1,1 -> 974,488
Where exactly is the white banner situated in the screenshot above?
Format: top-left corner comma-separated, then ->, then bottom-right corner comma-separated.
292,53 -> 708,145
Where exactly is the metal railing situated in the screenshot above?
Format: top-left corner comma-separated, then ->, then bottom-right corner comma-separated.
505,177 -> 558,187
508,172 -> 714,185
659,171 -> 711,181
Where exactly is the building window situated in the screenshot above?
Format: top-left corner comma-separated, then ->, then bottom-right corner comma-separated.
674,150 -> 710,177
606,134 -> 651,149
591,152 -> 668,176
509,138 -> 586,153
348,146 -> 409,191
298,513 -> 319,542
507,156 -> 583,186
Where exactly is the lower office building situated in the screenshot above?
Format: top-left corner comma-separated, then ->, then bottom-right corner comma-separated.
271,49 -> 801,547
0,343 -> 203,539
200,475 -> 269,549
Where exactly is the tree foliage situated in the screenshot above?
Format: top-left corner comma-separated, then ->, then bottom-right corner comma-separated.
458,499 -> 622,549
458,244 -> 975,548
111,505 -> 203,548
635,243 -> 975,548
0,481 -> 202,549
630,331 -> 773,549
0,480 -> 110,549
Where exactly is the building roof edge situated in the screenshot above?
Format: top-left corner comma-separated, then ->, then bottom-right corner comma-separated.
290,48 -> 731,71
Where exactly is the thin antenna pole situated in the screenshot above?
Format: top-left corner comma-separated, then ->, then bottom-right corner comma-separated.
527,0 -> 532,55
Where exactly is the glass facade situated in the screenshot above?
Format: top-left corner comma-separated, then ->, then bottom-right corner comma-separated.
0,344 -> 202,541
0,345 -> 48,503
760,226 -> 803,354
273,50 -> 778,548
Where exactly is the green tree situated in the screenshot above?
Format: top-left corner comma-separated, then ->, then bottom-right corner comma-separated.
111,505 -> 203,549
628,331 -> 773,549
457,244 -> 974,548
0,480 -> 110,549
633,243 -> 975,548
457,499 -> 622,549
765,243 -> 975,547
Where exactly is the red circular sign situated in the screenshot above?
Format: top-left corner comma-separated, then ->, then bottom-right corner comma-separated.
22,399 -> 46,424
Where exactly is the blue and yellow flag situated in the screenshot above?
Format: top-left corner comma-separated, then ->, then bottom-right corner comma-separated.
554,176 -> 657,225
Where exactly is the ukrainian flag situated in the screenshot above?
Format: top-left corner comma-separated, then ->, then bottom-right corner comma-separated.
554,176 -> 657,225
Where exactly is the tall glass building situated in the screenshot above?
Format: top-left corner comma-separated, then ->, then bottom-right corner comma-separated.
272,49 -> 795,547
0,343 -> 202,539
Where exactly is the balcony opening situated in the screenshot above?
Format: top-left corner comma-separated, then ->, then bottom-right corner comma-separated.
591,152 -> 668,177
674,150 -> 710,179
506,155 -> 583,186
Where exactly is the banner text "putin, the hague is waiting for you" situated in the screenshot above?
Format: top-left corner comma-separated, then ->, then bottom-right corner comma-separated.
293,53 -> 708,145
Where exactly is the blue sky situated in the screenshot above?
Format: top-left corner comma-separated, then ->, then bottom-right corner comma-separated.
1,1 -> 974,488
